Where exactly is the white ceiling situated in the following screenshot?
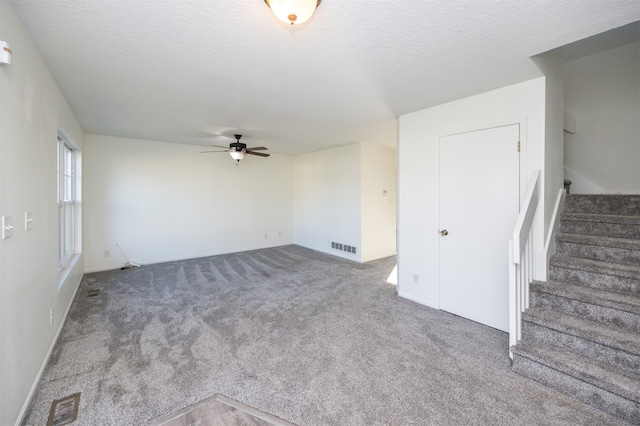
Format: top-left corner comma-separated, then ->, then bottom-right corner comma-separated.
10,0 -> 640,155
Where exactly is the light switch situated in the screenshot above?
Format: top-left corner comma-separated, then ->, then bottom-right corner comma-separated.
25,212 -> 33,231
2,216 -> 14,239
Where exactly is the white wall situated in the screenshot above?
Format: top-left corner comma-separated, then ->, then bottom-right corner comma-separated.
532,53 -> 567,271
293,143 -> 398,262
294,144 -> 362,261
84,134 -> 294,271
564,166 -> 604,194
533,53 -> 566,256
564,41 -> 640,193
361,144 -> 397,262
0,3 -> 85,425
397,78 -> 546,308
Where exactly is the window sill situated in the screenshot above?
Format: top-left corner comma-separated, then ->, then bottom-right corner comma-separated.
58,254 -> 81,289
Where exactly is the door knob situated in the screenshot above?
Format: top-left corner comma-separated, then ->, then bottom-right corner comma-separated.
440,229 -> 449,236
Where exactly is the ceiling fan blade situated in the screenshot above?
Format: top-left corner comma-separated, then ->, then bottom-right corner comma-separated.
246,150 -> 270,157
246,146 -> 268,151
200,150 -> 228,153
211,144 -> 231,149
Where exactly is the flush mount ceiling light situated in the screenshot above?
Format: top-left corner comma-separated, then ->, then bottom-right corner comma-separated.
264,0 -> 322,26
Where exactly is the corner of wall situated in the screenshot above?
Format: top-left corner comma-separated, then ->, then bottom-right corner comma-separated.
542,188 -> 566,281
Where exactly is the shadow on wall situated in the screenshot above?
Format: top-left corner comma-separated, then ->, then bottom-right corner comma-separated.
564,167 -> 604,194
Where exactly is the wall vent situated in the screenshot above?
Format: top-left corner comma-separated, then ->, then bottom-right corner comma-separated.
330,241 -> 356,254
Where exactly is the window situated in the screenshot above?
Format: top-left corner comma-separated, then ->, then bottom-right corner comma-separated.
58,136 -> 75,268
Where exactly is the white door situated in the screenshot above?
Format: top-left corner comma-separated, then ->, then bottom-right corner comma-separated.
438,124 -> 520,332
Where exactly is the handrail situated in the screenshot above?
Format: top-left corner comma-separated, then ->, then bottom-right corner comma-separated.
512,170 -> 540,263
509,169 -> 540,358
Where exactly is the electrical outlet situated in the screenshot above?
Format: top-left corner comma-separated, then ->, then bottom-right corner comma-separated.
278,232 -> 282,238
412,274 -> 419,284
104,250 -> 110,257
264,233 -> 268,239
49,307 -> 54,324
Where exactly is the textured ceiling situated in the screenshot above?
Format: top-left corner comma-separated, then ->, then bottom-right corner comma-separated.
9,0 -> 640,154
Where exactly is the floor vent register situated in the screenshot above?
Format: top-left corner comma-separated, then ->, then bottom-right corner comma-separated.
47,392 -> 80,426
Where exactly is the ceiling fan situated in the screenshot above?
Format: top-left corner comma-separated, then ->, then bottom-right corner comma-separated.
200,134 -> 270,164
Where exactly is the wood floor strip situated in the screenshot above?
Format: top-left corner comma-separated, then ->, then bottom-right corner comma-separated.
149,394 -> 296,426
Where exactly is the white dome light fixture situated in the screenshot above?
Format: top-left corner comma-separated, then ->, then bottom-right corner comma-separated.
264,0 -> 321,26
229,150 -> 245,161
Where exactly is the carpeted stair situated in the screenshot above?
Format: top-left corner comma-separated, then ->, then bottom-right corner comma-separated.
512,194 -> 640,424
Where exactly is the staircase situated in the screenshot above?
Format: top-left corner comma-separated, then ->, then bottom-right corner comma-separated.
511,194 -> 640,423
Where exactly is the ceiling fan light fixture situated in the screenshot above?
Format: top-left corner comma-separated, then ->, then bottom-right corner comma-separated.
265,0 -> 321,26
229,150 -> 245,161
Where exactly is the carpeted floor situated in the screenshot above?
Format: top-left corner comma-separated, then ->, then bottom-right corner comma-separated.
22,245 -> 627,425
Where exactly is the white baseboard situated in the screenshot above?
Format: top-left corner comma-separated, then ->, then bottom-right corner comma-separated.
84,243 -> 295,273
397,291 -> 438,309
604,189 -> 640,195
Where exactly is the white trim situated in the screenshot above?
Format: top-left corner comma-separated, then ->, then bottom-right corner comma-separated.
508,169 -> 541,357
513,170 -> 540,263
57,126 -> 79,150
434,133 -> 441,308
605,189 -> 640,195
544,188 -> 566,275
57,134 -> 77,271
397,291 -> 437,309
83,243 -> 297,273
434,119 -> 526,310
58,254 -> 81,288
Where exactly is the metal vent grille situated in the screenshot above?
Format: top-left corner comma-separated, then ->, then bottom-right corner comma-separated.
331,241 -> 356,254
47,393 -> 80,426
87,289 -> 100,298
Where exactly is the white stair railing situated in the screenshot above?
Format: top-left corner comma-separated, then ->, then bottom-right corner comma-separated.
509,169 -> 540,358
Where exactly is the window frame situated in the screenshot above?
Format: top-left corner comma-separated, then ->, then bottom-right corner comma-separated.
58,136 -> 76,269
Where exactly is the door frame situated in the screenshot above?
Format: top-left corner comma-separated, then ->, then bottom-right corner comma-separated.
434,118 -> 528,310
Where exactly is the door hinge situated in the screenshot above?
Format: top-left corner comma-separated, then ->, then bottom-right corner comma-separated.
517,141 -> 521,152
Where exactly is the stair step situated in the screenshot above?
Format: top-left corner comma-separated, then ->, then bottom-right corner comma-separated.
560,212 -> 640,239
531,280 -> 640,334
565,194 -> 640,216
512,340 -> 640,423
522,308 -> 640,376
513,194 -> 640,421
549,255 -> 640,296
556,233 -> 640,267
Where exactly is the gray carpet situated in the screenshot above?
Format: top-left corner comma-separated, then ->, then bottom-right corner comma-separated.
512,195 -> 640,423
22,245 -> 626,425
